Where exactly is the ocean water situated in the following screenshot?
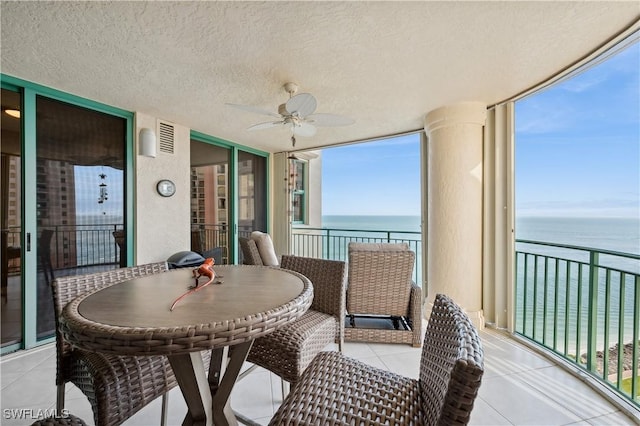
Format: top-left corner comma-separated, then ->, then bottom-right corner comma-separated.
320,215 -> 423,284
516,216 -> 640,256
515,216 -> 640,278
322,215 -> 421,233
323,214 -> 639,255
320,215 -> 639,274
514,216 -> 639,352
321,214 -> 640,352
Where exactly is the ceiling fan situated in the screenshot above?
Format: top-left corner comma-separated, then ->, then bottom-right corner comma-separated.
226,82 -> 354,146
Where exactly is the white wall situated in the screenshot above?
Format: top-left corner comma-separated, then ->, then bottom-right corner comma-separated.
134,112 -> 191,264
307,153 -> 323,228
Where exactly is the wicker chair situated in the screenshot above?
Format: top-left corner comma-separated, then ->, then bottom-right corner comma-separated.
52,262 -> 178,426
345,242 -> 422,347
246,255 -> 347,387
31,414 -> 88,426
239,236 -> 264,265
270,293 -> 484,426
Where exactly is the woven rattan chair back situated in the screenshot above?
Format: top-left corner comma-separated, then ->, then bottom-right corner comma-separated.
269,293 -> 483,425
52,261 -> 169,369
239,237 -> 263,265
420,294 -> 484,425
347,242 -> 415,317
31,414 -> 88,426
246,255 -> 347,387
281,255 -> 347,347
52,262 -> 175,426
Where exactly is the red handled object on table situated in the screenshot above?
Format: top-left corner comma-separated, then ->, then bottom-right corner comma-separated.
170,257 -> 222,311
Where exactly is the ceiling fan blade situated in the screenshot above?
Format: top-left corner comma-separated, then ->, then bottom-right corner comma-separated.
285,93 -> 317,117
226,103 -> 281,118
247,121 -> 284,131
292,121 -> 317,137
306,113 -> 355,127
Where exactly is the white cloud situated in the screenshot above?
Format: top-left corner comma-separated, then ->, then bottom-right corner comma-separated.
559,73 -> 606,93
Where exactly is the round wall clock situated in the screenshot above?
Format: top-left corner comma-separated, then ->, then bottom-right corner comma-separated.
156,179 -> 176,197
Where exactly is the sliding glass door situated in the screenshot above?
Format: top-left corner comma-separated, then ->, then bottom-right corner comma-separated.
190,133 -> 269,265
190,139 -> 231,264
1,81 -> 130,352
34,95 -> 126,340
1,87 -> 23,348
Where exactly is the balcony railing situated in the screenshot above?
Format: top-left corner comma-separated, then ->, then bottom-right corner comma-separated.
3,224 -> 124,272
291,226 -> 422,285
516,239 -> 640,408
191,223 -> 229,263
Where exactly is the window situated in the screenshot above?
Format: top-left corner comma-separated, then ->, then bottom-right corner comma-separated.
292,160 -> 306,223
512,38 -> 639,403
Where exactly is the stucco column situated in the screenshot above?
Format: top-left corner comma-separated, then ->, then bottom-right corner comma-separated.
423,102 -> 486,329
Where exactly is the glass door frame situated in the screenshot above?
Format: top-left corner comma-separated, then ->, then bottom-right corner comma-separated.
1,74 -> 134,354
190,130 -> 270,265
1,81 -> 26,354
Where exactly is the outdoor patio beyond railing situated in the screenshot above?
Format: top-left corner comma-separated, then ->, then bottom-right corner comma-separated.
291,226 -> 422,286
516,239 -> 640,408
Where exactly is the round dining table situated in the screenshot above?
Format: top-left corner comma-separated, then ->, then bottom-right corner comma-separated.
60,264 -> 313,426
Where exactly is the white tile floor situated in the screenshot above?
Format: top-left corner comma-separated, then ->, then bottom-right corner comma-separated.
1,328 -> 638,425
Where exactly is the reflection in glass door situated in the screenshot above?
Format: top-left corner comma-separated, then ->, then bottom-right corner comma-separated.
190,140 -> 231,264
238,151 -> 267,236
34,95 -> 126,340
1,88 -> 23,348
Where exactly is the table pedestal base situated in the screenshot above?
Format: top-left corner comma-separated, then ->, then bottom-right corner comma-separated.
169,341 -> 253,426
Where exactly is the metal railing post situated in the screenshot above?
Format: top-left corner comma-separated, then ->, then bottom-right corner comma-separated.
587,250 -> 599,371
515,239 -> 640,407
632,275 -> 639,400
324,229 -> 330,259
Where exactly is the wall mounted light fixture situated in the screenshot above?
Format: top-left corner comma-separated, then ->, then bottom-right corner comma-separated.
4,109 -> 20,118
139,128 -> 157,157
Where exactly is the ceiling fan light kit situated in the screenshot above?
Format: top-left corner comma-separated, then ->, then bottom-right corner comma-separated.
227,82 -> 354,146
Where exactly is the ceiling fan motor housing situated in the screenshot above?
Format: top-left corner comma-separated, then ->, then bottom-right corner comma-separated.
283,82 -> 299,95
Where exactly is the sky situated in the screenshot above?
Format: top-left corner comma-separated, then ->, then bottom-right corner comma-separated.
75,165 -> 124,218
515,41 -> 639,219
322,41 -> 639,219
321,134 -> 421,216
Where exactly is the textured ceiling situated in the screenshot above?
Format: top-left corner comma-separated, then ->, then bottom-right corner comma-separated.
1,1 -> 638,153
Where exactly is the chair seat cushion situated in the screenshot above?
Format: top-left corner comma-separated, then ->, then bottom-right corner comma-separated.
270,351 -> 422,425
247,310 -> 336,383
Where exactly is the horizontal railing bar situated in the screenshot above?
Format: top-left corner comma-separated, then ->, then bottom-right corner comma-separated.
293,226 -> 420,236
291,226 -> 422,286
516,250 -> 637,275
517,239 -> 640,260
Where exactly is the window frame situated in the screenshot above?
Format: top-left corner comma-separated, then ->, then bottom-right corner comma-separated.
291,159 -> 307,224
